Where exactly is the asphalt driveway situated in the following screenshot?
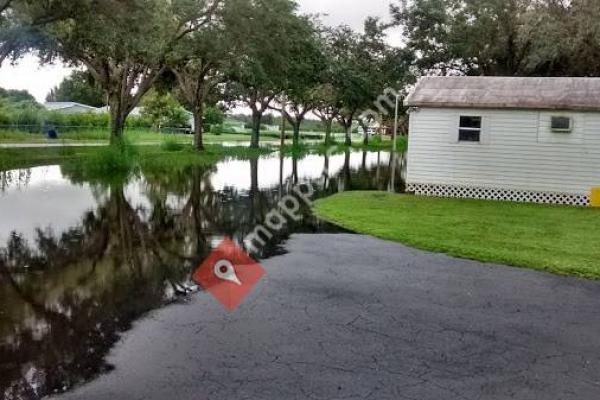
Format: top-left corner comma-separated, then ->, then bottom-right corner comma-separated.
55,234 -> 600,400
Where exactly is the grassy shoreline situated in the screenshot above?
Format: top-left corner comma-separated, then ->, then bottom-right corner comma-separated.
0,143 -> 271,173
0,134 -> 407,172
314,192 -> 600,280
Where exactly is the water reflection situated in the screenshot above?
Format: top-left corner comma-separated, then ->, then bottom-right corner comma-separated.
0,150 -> 406,399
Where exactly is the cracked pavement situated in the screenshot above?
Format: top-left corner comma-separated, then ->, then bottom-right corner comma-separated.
54,234 -> 600,400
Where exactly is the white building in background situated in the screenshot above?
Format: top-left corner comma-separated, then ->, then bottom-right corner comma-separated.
95,106 -> 143,116
404,77 -> 600,206
45,103 -> 194,130
43,102 -> 99,114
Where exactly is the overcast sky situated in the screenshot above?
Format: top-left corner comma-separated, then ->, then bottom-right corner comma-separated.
0,0 -> 400,102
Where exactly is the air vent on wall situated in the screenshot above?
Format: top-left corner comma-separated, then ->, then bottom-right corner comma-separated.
551,116 -> 573,133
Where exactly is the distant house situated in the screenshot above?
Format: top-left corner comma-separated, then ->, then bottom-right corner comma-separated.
404,77 -> 600,206
43,102 -> 99,114
95,106 -> 143,117
366,121 -> 392,136
49,103 -> 195,130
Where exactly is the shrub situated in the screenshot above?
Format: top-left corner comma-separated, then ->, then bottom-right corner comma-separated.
161,137 -> 185,152
126,115 -> 153,129
370,135 -> 383,145
10,106 -> 42,126
204,106 -> 225,126
79,138 -> 138,180
222,125 -> 246,134
43,111 -> 110,128
211,124 -> 223,135
0,110 -> 10,126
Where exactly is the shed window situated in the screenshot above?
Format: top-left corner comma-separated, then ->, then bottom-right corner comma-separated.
459,116 -> 482,142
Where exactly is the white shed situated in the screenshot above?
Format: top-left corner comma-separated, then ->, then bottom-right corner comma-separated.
404,77 -> 600,206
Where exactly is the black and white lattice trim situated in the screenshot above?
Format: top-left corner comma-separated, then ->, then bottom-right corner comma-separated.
407,183 -> 590,207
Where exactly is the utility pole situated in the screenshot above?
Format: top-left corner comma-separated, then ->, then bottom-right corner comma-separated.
393,94 -> 400,152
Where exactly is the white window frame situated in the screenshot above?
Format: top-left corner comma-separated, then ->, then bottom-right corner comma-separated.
457,115 -> 483,143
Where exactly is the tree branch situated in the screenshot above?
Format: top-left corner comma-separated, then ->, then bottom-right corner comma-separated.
0,0 -> 12,14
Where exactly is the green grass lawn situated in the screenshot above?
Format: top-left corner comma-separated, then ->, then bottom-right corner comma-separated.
0,129 -> 391,146
0,130 -> 280,144
314,192 -> 600,279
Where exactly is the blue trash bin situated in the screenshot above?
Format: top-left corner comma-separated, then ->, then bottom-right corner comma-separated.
45,125 -> 59,139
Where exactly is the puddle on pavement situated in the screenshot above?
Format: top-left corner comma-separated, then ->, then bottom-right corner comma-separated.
0,149 -> 405,399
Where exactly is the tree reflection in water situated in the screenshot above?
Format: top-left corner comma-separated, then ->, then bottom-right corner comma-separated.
0,151 -> 405,399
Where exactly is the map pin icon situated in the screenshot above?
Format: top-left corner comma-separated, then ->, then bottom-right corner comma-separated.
214,259 -> 242,286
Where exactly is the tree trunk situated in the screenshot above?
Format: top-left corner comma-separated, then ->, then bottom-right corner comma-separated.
193,105 -> 204,151
110,104 -> 125,144
343,149 -> 351,190
251,110 -> 262,149
109,96 -> 127,144
324,119 -> 333,146
292,122 -> 301,148
322,154 -> 330,190
362,124 -> 369,146
292,157 -> 298,185
345,121 -> 353,146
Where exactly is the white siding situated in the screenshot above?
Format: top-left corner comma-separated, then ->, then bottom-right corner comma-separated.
407,108 -> 600,195
57,106 -> 96,114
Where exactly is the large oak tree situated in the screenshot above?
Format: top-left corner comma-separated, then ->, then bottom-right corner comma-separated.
269,17 -> 324,148
392,0 -> 600,77
0,0 -> 82,66
168,0 -> 246,150
18,0 -> 220,142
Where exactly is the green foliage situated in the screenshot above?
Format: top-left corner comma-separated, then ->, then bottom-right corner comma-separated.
210,124 -> 223,135
1,1 -> 89,65
76,138 -> 139,182
11,0 -> 221,138
7,105 -> 41,126
279,143 -> 312,158
0,87 -> 42,127
141,91 -> 190,129
226,0 -> 306,94
203,106 -> 225,126
0,146 -> 100,172
0,88 -> 42,124
0,87 -> 36,104
46,70 -> 106,107
125,115 -> 153,129
44,111 -> 109,127
315,192 -> 600,279
0,110 -> 9,125
392,0 -> 600,76
223,0 -> 323,148
313,19 -> 414,146
161,137 -> 186,152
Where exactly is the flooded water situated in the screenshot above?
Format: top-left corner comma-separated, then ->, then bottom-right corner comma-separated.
0,150 -> 405,399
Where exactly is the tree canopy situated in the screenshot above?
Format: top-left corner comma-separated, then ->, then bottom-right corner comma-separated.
225,0 -> 321,148
2,0 -> 422,149
10,0 -> 221,142
392,0 -> 600,77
